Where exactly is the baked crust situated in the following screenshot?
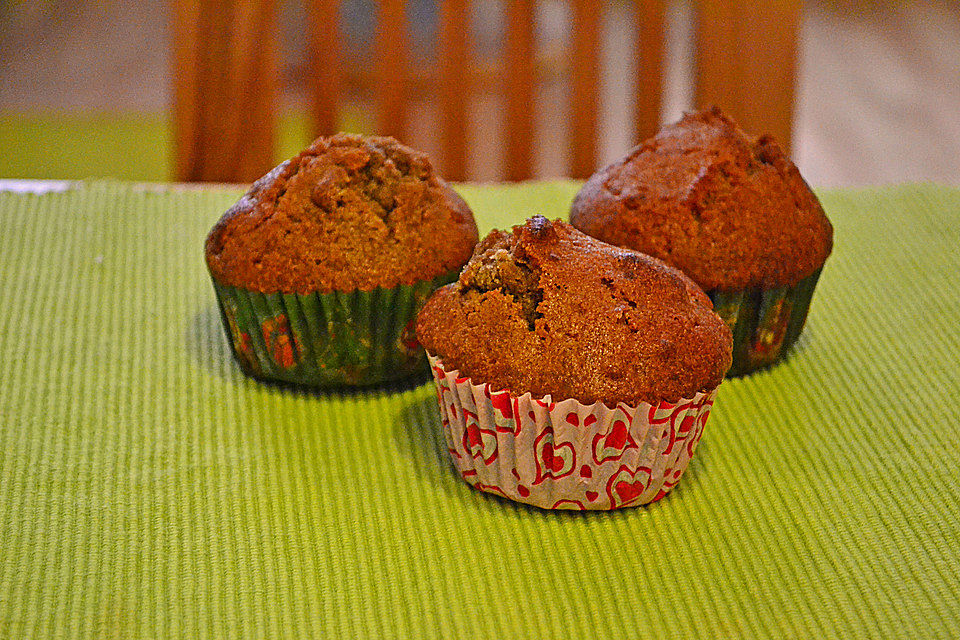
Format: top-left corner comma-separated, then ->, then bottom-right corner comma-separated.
206,134 -> 478,294
570,107 -> 833,291
416,216 -> 733,405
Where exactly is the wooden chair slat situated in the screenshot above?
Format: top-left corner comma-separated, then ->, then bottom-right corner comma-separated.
375,0 -> 408,141
228,1 -> 279,180
504,0 -> 536,181
308,0 -> 342,139
695,0 -> 743,121
570,0 -> 602,179
172,0 -> 278,183
736,2 -> 801,153
438,0 -> 470,181
695,0 -> 800,153
634,0 -> 665,143
172,0 -> 202,181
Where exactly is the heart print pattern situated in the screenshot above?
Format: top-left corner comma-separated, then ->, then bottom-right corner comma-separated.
429,355 -> 718,510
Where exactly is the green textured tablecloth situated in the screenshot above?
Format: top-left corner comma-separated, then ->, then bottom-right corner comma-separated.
1,180 -> 958,638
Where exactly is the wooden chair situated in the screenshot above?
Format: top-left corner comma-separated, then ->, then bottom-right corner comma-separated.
172,0 -> 802,184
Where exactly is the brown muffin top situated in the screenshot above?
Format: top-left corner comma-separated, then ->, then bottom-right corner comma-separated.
416,216 -> 732,405
205,134 -> 478,294
570,107 -> 833,291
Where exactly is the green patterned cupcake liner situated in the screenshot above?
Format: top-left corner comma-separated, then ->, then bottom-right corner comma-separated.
709,268 -> 823,377
211,271 -> 457,387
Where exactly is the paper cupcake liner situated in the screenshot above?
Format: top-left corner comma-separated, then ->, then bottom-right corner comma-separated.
708,267 -> 823,377
211,271 -> 456,387
427,355 -> 718,510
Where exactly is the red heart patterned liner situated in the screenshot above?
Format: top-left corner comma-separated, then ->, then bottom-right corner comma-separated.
428,355 -> 720,510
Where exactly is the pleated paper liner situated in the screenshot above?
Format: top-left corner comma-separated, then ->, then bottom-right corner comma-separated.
211,271 -> 457,387
709,267 -> 823,377
428,355 -> 719,510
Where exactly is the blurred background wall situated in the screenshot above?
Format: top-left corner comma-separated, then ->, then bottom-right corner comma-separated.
0,0 -> 957,186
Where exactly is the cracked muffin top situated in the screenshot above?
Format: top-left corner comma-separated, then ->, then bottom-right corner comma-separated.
569,107 -> 833,291
416,216 -> 732,405
205,134 -> 479,294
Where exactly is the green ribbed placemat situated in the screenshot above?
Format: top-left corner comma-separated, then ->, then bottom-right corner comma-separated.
1,181 -> 958,639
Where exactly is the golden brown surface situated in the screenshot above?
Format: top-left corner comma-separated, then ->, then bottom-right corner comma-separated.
205,134 -> 478,294
416,216 -> 732,405
570,107 -> 833,291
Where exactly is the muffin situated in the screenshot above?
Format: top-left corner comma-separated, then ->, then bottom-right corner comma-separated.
416,216 -> 732,510
205,133 -> 479,386
570,107 -> 833,376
